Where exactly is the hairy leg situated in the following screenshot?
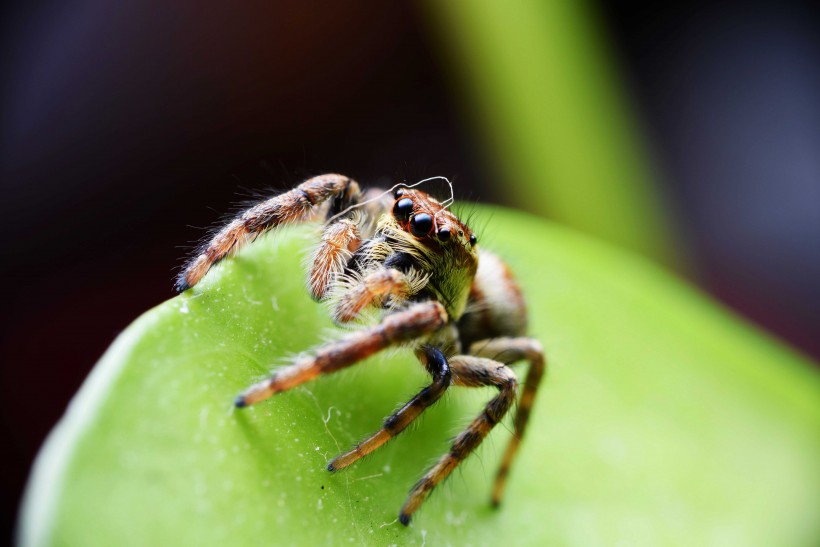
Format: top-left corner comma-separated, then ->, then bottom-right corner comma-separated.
308,217 -> 362,301
327,346 -> 451,471
177,173 -> 360,291
399,355 -> 518,525
332,267 -> 416,323
470,337 -> 546,505
234,301 -> 448,407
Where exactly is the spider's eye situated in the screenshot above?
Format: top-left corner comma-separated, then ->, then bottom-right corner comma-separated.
393,187 -> 408,199
469,233 -> 477,246
437,227 -> 451,242
393,198 -> 414,220
410,213 -> 433,237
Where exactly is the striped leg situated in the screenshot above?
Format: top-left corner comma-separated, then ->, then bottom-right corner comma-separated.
470,337 -> 546,506
399,355 -> 518,525
332,267 -> 415,324
177,173 -> 360,291
308,218 -> 362,301
234,301 -> 448,407
327,346 -> 451,471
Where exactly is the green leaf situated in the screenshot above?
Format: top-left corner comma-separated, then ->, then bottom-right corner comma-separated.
21,208 -> 820,546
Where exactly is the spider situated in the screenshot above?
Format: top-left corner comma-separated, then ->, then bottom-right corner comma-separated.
176,173 -> 545,525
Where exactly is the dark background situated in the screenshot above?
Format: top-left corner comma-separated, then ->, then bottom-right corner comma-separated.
1,1 -> 818,540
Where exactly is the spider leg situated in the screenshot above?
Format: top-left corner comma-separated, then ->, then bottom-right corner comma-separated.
469,337 -> 546,506
234,301 -> 448,407
177,173 -> 360,291
333,267 -> 417,324
327,346 -> 451,471
308,218 -> 362,301
399,355 -> 518,525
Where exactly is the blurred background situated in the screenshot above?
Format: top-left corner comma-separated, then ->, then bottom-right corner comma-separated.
1,0 -> 818,540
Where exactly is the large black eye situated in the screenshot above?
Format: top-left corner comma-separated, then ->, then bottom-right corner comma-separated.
469,233 -> 477,246
393,198 -> 414,220
437,227 -> 451,241
410,213 -> 433,237
393,187 -> 408,199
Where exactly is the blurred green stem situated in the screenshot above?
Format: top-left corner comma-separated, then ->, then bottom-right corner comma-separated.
427,1 -> 681,267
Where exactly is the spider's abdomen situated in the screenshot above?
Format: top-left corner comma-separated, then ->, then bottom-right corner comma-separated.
457,250 -> 528,349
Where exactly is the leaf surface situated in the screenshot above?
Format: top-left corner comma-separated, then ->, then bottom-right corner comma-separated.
21,208 -> 820,546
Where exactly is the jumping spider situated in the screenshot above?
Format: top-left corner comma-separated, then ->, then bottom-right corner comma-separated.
176,173 -> 545,525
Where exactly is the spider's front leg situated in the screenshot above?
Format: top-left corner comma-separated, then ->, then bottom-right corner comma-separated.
332,267 -> 423,324
308,217 -> 362,301
177,173 -> 361,291
234,301 -> 448,407
307,187 -> 396,301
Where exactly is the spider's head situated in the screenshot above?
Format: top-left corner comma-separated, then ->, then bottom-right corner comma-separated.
390,187 -> 478,257
387,186 -> 478,319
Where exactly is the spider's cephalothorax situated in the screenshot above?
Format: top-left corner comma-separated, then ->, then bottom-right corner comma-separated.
177,174 -> 545,525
